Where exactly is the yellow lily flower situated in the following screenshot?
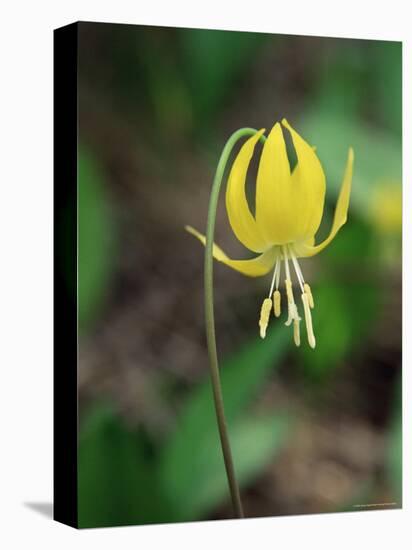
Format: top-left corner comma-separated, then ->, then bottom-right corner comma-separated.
186,119 -> 354,348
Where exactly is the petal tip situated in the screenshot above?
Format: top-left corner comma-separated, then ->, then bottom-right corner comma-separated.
269,121 -> 283,136
254,127 -> 266,141
185,225 -> 202,241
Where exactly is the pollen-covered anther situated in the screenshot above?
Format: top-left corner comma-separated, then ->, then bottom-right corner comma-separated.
304,283 -> 314,309
293,319 -> 301,347
301,292 -> 316,349
285,278 -> 293,303
259,298 -> 272,339
273,290 -> 281,317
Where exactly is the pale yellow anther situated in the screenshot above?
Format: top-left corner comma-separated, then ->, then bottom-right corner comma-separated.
304,283 -> 314,309
301,293 -> 316,349
293,319 -> 301,347
259,298 -> 272,339
273,290 -> 281,317
285,279 -> 294,303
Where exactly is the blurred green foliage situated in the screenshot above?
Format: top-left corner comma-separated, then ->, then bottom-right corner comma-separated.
159,329 -> 290,520
298,278 -> 379,379
373,41 -> 402,135
92,25 -> 267,140
178,29 -> 267,125
298,217 -> 380,379
78,328 -> 290,527
78,149 -> 115,330
311,41 -> 402,135
78,406 -> 171,528
77,26 -> 402,525
300,111 -> 401,216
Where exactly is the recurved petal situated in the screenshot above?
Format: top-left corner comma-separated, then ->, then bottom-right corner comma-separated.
296,148 -> 354,258
255,123 -> 296,244
226,129 -> 268,252
185,225 -> 277,277
282,119 -> 326,239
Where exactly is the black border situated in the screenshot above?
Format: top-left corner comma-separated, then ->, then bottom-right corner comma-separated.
53,22 -> 78,528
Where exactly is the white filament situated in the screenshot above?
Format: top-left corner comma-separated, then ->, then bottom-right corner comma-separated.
268,258 -> 280,298
289,245 -> 305,293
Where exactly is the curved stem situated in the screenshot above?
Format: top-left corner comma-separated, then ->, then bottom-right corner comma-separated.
204,127 -> 266,519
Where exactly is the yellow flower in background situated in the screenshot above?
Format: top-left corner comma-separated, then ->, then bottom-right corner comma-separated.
369,181 -> 402,236
368,180 -> 401,266
186,119 -> 354,348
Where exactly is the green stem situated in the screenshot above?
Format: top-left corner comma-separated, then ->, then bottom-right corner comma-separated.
204,127 -> 266,519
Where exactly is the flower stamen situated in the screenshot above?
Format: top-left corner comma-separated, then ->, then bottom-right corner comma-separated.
259,246 -> 316,346
288,246 -> 316,348
293,319 -> 301,347
289,246 -> 305,293
259,297 -> 272,339
283,246 -> 301,329
273,290 -> 281,317
268,258 -> 280,297
304,283 -> 314,308
301,292 -> 316,348
268,258 -> 282,317
285,279 -> 300,326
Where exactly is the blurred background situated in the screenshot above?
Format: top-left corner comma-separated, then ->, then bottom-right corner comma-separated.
75,22 -> 402,527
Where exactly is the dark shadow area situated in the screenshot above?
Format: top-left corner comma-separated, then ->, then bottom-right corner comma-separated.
24,502 -> 54,519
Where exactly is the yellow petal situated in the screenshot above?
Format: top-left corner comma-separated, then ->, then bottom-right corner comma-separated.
296,148 -> 354,258
255,123 -> 296,244
226,129 -> 268,252
282,119 -> 326,240
185,225 -> 277,277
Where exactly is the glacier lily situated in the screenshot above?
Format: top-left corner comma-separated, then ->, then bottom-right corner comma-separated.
186,119 -> 354,348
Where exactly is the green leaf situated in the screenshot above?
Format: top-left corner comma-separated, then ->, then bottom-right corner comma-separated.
163,328 -> 289,456
78,405 -> 171,528
78,149 -> 115,330
298,216 -> 380,378
318,214 -> 377,264
312,42 -> 368,118
298,277 -> 379,378
160,328 -> 290,519
179,29 -> 267,121
372,41 -> 402,136
298,282 -> 351,378
164,413 -> 288,521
